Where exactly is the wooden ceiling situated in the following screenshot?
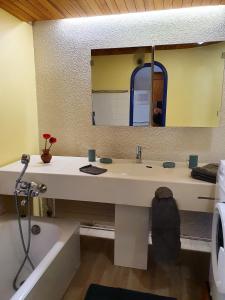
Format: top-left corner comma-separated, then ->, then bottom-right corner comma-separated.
0,0 -> 224,22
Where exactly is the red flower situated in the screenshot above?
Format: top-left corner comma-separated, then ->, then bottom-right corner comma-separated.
49,137 -> 57,144
41,133 -> 57,151
43,133 -> 51,139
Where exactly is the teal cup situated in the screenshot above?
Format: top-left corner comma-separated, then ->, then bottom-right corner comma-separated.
88,149 -> 96,162
188,154 -> 198,169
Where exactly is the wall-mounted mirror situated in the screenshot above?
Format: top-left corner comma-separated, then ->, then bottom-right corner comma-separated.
91,41 -> 225,127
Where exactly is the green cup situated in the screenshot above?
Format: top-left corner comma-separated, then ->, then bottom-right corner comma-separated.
188,155 -> 198,169
88,149 -> 96,162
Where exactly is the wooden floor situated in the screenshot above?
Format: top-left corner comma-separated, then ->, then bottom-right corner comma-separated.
63,236 -> 210,300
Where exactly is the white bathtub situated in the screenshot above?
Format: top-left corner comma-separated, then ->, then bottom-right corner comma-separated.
0,215 -> 80,300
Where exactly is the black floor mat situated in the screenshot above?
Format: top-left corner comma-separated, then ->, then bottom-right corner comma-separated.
85,284 -> 176,300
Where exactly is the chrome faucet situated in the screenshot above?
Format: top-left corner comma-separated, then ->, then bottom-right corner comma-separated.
136,145 -> 142,163
15,154 -> 47,198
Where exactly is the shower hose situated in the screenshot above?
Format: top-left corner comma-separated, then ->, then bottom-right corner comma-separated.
13,189 -> 35,291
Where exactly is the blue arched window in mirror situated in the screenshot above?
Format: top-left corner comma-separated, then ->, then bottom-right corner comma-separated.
129,61 -> 168,127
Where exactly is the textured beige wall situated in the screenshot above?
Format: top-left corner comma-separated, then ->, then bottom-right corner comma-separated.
33,6 -> 225,163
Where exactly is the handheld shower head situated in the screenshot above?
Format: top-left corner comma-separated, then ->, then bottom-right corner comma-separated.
21,154 -> 30,165
15,154 -> 31,188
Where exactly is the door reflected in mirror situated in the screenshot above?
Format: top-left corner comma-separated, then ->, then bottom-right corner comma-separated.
130,62 -> 167,127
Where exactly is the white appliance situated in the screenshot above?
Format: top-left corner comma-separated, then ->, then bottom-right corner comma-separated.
210,160 -> 225,300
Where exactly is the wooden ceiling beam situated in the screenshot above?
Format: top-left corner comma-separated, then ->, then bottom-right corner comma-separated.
75,0 -> 96,16
192,0 -> 205,6
172,0 -> 183,8
134,0 -> 145,11
85,0 -> 103,15
210,0 -> 222,4
182,0 -> 192,7
33,0 -> 66,19
124,0 -> 137,12
27,0 -> 54,19
94,0 -> 111,14
66,0 -> 87,17
0,0 -> 32,21
0,0 -> 224,22
201,0 -> 213,4
163,0 -> 173,9
144,0 -> 155,10
154,0 -> 164,10
48,0 -> 74,17
105,0 -> 120,14
114,0 -> 128,12
11,0 -> 46,20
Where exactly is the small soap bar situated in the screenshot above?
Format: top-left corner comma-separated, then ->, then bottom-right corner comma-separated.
162,161 -> 176,168
99,157 -> 113,164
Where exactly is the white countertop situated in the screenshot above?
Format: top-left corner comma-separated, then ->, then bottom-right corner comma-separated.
0,155 -> 215,212
0,155 -> 212,185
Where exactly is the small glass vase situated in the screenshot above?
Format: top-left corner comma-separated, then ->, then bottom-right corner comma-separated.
41,149 -> 52,163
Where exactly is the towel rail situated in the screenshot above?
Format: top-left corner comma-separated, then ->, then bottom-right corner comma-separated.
197,196 -> 216,200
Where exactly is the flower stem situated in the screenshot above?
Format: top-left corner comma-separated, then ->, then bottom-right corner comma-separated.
45,139 -> 47,150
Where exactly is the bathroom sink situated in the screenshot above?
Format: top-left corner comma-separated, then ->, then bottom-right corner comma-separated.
0,155 -> 215,212
93,158 -> 196,184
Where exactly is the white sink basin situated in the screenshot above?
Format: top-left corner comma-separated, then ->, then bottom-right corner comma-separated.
92,158 -> 207,186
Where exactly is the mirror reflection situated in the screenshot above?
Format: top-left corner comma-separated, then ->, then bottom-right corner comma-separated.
91,41 -> 225,127
130,62 -> 167,127
155,41 -> 225,127
91,46 -> 152,126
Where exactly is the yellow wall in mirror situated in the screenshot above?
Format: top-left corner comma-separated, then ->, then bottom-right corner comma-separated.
155,42 -> 225,127
92,53 -> 151,90
0,9 -> 39,166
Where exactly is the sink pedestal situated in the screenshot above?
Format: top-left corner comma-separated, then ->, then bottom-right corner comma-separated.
115,204 -> 149,269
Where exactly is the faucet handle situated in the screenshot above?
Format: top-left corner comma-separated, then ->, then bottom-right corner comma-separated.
136,145 -> 142,163
136,144 -> 142,151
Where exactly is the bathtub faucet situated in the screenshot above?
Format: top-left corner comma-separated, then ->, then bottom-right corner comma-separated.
30,182 -> 47,197
15,180 -> 47,198
15,154 -> 47,197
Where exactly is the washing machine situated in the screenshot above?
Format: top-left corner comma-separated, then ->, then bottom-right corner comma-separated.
210,160 -> 225,300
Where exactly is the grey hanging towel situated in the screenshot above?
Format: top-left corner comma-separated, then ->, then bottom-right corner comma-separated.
152,187 -> 181,265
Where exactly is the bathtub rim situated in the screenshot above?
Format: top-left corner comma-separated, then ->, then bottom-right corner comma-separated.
0,214 -> 79,300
